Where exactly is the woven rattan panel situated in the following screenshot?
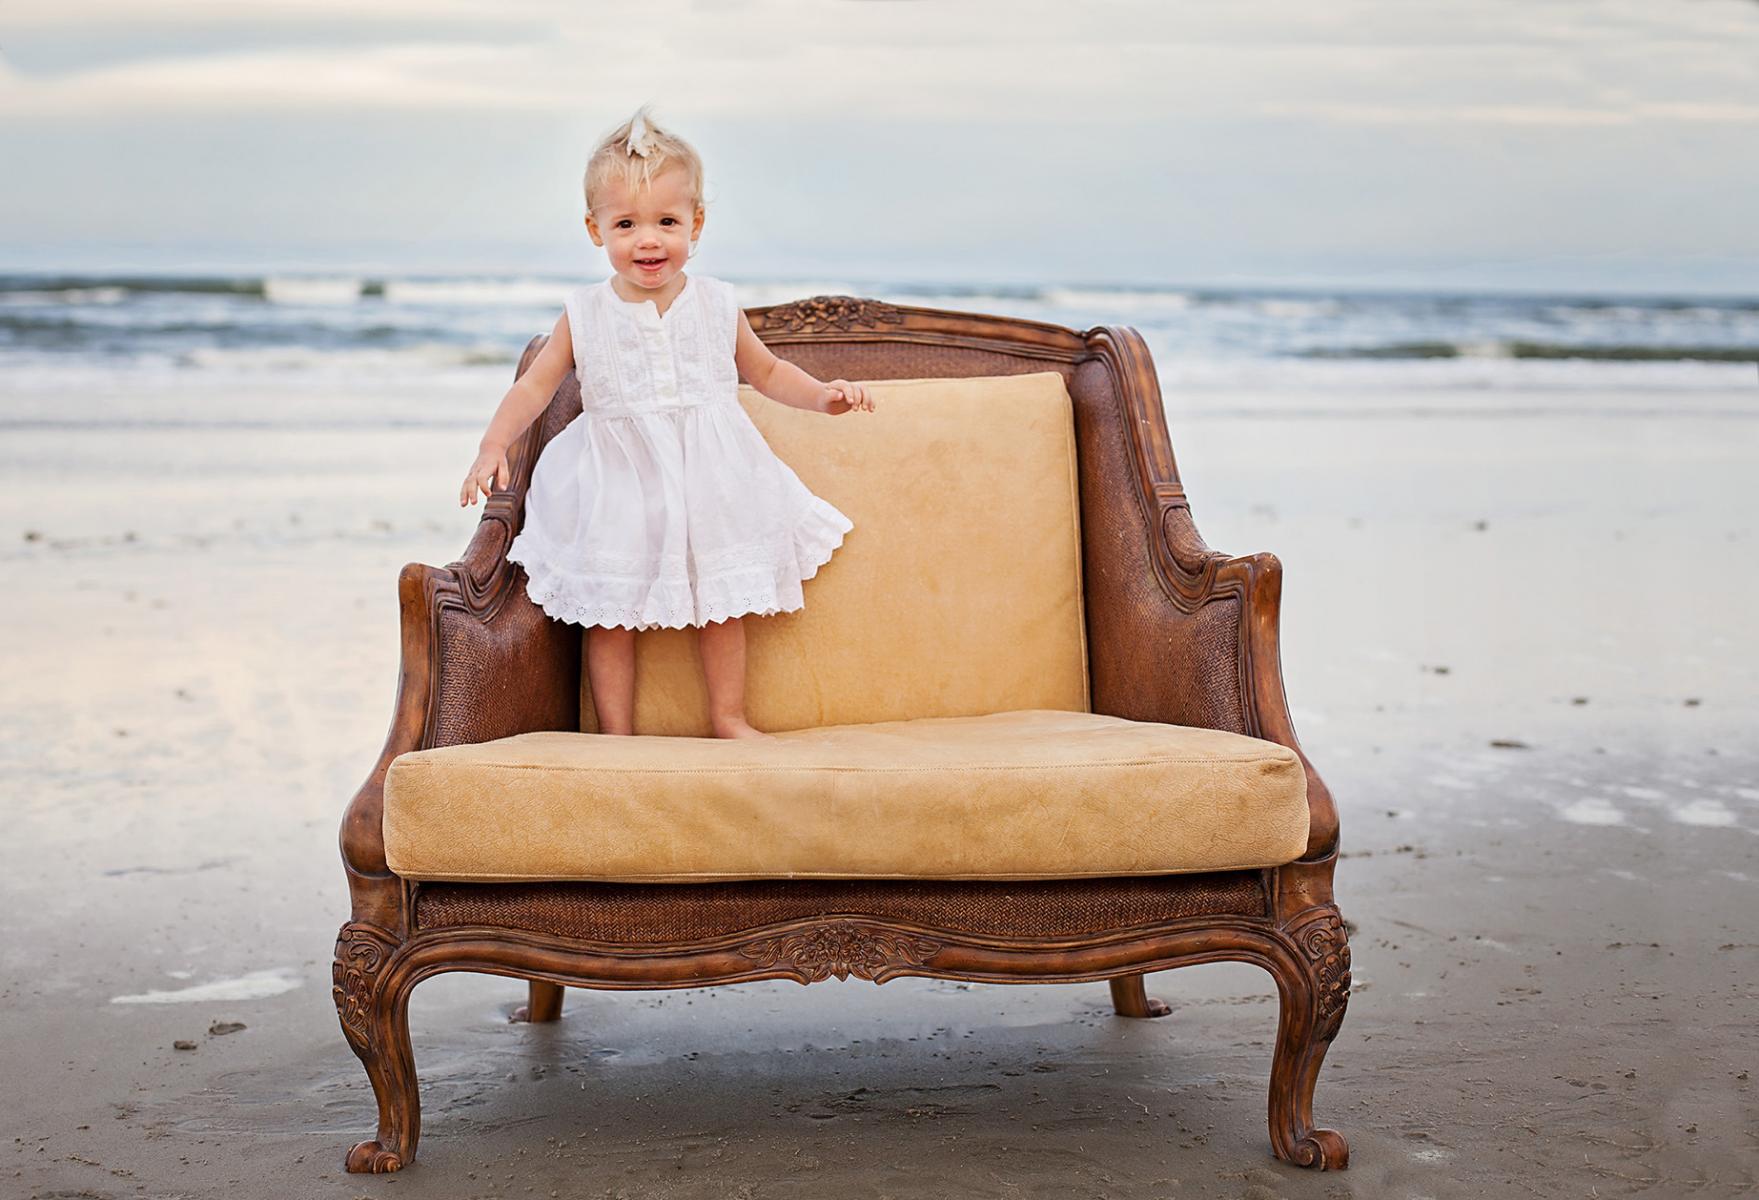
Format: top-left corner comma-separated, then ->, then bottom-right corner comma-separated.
413,874 -> 1266,944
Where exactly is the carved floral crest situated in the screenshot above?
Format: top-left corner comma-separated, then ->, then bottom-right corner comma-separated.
1291,911 -> 1352,1041
760,296 -> 907,334
332,924 -> 397,1051
739,922 -> 942,982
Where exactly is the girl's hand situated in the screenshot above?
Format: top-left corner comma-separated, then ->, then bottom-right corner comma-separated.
460,445 -> 512,507
821,379 -> 875,415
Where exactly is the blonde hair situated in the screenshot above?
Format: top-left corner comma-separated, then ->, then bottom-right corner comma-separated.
583,104 -> 706,216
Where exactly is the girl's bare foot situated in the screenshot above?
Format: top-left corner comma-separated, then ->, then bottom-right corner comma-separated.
711,716 -> 775,740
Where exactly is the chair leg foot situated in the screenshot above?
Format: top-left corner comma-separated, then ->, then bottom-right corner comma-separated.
1109,974 -> 1172,1018
1267,907 -> 1351,1170
334,924 -> 421,1173
512,980 -> 564,1023
1290,1127 -> 1350,1170
345,1140 -> 407,1174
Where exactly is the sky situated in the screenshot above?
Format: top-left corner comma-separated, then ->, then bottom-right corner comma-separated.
3,0 -> 1758,294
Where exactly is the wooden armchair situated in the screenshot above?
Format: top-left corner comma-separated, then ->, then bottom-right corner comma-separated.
334,294 -> 1350,1174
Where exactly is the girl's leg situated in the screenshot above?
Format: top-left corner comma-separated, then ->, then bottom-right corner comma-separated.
585,624 -> 636,735
698,616 -> 772,739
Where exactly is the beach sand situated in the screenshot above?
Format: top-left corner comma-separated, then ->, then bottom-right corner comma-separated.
2,382 -> 1755,1197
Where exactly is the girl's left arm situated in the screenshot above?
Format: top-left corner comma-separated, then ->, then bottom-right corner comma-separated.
734,310 -> 875,415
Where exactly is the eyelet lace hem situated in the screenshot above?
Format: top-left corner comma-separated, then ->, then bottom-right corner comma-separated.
507,499 -> 852,631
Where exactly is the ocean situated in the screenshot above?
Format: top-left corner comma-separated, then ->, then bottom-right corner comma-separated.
3,272 -> 1756,431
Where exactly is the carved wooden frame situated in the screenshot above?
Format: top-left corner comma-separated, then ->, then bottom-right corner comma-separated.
334,293 -> 1350,1174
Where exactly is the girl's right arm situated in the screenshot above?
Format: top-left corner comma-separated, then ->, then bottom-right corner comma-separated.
460,310 -> 575,507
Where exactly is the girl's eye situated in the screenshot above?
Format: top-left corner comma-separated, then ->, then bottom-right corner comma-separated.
661,218 -> 676,226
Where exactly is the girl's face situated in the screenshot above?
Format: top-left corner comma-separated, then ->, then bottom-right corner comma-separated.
585,165 -> 704,292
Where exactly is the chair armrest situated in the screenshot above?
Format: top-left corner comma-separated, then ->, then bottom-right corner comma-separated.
339,335 -> 582,929
1077,330 -> 1338,861
1196,541 -> 1339,862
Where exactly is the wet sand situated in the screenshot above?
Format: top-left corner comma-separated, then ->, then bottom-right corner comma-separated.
2,385 -> 1756,1197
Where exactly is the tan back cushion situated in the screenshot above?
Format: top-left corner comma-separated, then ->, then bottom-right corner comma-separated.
579,370 -> 1090,735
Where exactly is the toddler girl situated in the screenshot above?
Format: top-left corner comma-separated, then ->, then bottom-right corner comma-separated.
458,105 -> 872,740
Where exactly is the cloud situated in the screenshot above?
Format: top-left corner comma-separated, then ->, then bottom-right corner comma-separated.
2,0 -> 1753,126
2,0 -> 1755,290
4,0 -> 537,24
0,43 -> 553,115
1259,100 -> 1759,127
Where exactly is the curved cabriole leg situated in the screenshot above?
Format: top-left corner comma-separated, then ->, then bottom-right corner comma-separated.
1109,973 -> 1172,1018
1264,908 -> 1351,1169
333,924 -> 421,1173
513,980 -> 564,1023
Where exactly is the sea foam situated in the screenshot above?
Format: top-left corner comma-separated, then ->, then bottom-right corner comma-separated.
110,967 -> 302,1004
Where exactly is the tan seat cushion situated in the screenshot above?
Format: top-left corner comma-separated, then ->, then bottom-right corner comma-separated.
383,710 -> 1310,883
582,372 -> 1091,737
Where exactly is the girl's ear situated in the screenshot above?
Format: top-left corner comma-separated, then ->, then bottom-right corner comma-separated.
692,206 -> 705,240
584,213 -> 602,246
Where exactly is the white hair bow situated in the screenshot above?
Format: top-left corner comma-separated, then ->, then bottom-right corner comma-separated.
627,112 -> 656,158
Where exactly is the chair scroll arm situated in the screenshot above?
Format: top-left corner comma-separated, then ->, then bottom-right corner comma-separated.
1084,463 -> 1339,861
1084,325 -> 1340,863
1181,539 -> 1339,862
339,334 -> 582,930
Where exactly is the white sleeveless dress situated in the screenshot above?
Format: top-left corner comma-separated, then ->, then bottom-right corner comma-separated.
507,272 -> 853,630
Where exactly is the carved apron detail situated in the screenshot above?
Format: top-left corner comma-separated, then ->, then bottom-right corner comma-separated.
332,924 -> 398,1052
1290,911 -> 1351,1042
738,922 -> 942,982
762,297 -> 907,334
